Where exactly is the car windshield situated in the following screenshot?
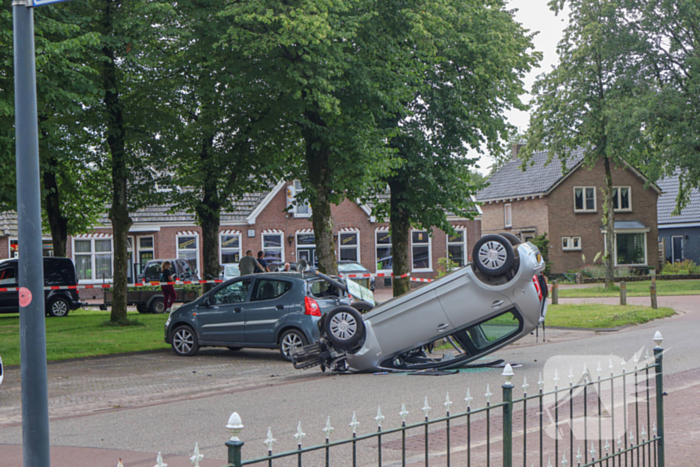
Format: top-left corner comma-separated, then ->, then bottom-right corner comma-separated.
337,262 -> 369,273
224,265 -> 240,276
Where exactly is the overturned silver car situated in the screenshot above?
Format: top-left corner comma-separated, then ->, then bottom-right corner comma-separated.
292,234 -> 547,372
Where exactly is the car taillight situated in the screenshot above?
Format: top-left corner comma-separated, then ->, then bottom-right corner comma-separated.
533,275 -> 543,302
305,296 -> 321,317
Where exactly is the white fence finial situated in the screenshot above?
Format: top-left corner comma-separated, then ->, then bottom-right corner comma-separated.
654,331 -> 663,348
375,406 -> 385,428
502,363 -> 514,385
154,452 -> 168,467
190,443 -> 203,467
399,403 -> 409,423
522,375 -> 529,394
226,412 -> 244,442
465,388 -> 473,408
350,411 -> 360,434
117,459 -> 124,467
484,384 -> 492,405
264,427 -> 276,452
444,393 -> 453,413
323,416 -> 334,438
294,421 -> 306,446
422,397 -> 431,419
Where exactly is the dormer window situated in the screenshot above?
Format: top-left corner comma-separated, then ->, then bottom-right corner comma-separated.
574,187 -> 596,212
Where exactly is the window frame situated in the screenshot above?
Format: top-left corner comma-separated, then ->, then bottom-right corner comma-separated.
411,229 -> 432,272
9,237 -> 54,258
72,236 -> 114,283
176,233 -> 200,274
446,228 -> 467,267
574,186 -> 597,213
262,232 -> 285,264
612,186 -> 632,212
561,236 -> 582,251
338,230 -> 360,263
375,229 -> 393,273
603,231 -> 649,266
291,180 -> 312,218
219,232 -> 242,265
504,203 -> 512,228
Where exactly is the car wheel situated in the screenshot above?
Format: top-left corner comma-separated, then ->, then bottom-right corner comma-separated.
172,326 -> 199,356
473,234 -> 515,277
136,303 -> 148,314
279,329 -> 307,361
149,297 -> 166,314
498,232 -> 522,246
47,297 -> 70,318
324,306 -> 365,351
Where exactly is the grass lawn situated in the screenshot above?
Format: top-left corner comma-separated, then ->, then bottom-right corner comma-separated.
0,309 -> 170,367
545,304 -> 675,329
558,279 -> 700,298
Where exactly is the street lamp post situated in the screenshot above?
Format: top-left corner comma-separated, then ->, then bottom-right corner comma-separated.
13,0 -> 51,464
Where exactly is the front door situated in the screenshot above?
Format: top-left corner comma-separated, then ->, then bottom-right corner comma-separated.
672,236 -> 684,263
197,278 -> 252,344
245,279 -> 294,344
297,248 -> 316,267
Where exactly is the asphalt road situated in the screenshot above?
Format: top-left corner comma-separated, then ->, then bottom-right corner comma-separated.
0,295 -> 698,466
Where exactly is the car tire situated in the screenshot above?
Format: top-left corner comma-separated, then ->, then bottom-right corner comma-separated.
472,234 -> 515,277
171,325 -> 199,356
47,297 -> 70,318
352,300 -> 374,314
324,306 -> 365,351
279,329 -> 307,361
136,303 -> 148,314
498,232 -> 522,246
149,297 -> 166,314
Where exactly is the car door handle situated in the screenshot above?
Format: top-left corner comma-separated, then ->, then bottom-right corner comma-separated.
276,304 -> 284,310
437,323 -> 450,331
234,307 -> 243,313
491,300 -> 504,308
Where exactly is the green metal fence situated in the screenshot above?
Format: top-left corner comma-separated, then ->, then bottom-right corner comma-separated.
208,330 -> 664,467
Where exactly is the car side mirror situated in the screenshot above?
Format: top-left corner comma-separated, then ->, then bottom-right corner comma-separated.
202,297 -> 211,307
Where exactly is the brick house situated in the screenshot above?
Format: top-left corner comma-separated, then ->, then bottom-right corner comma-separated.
475,146 -> 661,275
0,181 -> 481,292
657,175 -> 700,265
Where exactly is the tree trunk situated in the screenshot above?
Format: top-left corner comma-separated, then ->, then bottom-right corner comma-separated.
196,133 -> 221,292
603,156 -> 615,290
389,178 -> 410,297
42,155 -> 68,257
303,114 -> 337,275
102,1 -> 132,323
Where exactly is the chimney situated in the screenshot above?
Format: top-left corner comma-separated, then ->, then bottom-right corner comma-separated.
511,140 -> 526,161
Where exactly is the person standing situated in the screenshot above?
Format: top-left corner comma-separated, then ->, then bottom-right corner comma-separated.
239,250 -> 264,276
257,251 -> 270,272
160,261 -> 177,313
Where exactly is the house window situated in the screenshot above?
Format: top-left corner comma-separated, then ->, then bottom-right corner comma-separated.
504,204 -> 512,228
411,230 -> 431,271
263,233 -> 284,263
290,181 -> 311,218
376,230 -> 392,271
220,234 -> 241,264
574,187 -> 597,212
177,235 -> 199,273
616,233 -> 646,265
296,232 -> 316,266
562,236 -> 582,251
73,237 -> 113,281
138,236 -> 155,273
9,238 -> 54,257
447,230 -> 466,267
613,187 -> 631,211
339,231 -> 360,262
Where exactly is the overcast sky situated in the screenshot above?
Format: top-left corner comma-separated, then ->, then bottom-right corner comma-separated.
475,0 -> 570,174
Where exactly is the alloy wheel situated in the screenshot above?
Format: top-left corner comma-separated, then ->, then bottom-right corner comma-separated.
173,328 -> 194,355
281,333 -> 303,357
52,300 -> 68,317
329,312 -> 358,341
478,241 -> 508,270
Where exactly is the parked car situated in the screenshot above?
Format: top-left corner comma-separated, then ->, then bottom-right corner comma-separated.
337,261 -> 375,291
0,257 -> 82,317
221,264 -> 240,281
292,234 -> 548,372
164,272 -> 352,360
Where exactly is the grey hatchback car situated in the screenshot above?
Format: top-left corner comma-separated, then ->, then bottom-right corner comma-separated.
164,273 -> 350,360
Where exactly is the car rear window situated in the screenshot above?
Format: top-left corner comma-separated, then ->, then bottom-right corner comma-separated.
308,280 -> 341,298
44,259 -> 77,285
0,266 -> 16,285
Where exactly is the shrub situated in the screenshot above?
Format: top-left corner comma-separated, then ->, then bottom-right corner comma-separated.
660,260 -> 700,275
437,257 -> 459,278
529,233 -> 551,276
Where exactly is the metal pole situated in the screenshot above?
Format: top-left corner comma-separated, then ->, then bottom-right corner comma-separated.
226,440 -> 244,467
620,281 -> 626,306
552,280 -> 558,305
13,0 -> 51,465
654,346 -> 665,467
502,369 -> 514,467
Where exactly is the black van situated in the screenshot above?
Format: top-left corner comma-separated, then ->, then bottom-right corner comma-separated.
0,257 -> 82,317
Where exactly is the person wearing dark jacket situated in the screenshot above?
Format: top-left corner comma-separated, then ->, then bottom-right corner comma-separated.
160,261 -> 177,313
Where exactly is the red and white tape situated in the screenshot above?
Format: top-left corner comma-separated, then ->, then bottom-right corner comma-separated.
341,272 -> 411,279
0,279 -> 226,293
410,277 -> 433,283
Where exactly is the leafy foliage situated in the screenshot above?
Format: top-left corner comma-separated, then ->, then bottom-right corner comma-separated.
529,233 -> 551,277
660,260 -> 700,276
